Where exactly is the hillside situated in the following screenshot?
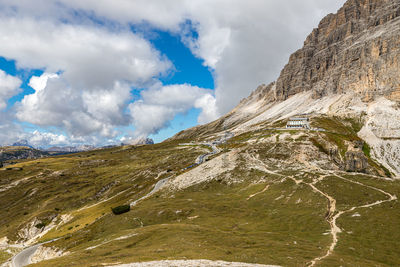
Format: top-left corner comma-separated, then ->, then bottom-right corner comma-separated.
0,0 -> 400,266
0,147 -> 49,165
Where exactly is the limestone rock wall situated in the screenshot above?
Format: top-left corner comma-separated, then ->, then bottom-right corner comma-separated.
274,0 -> 400,101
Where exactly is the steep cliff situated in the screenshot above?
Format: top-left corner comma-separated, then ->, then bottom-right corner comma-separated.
275,0 -> 400,101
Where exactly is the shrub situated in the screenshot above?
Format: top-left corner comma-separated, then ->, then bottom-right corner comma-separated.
35,222 -> 47,229
111,205 -> 130,215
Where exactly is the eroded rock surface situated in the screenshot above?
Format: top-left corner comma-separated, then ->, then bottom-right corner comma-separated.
275,0 -> 400,101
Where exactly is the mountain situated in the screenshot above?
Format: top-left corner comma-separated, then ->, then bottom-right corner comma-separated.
0,1 -> 400,267
11,140 -> 33,149
45,145 -> 96,153
123,137 -> 155,146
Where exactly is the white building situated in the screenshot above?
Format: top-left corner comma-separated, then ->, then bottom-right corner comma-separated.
286,117 -> 310,129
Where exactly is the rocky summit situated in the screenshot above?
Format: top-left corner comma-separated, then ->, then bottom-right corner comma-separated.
0,0 -> 400,267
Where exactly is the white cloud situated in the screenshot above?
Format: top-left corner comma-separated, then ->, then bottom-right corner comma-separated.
17,74 -> 132,138
28,73 -> 59,92
194,94 -> 218,124
27,130 -> 68,147
50,0 -> 347,114
0,17 -> 171,89
0,112 -> 24,145
129,83 -> 217,137
0,70 -> 22,110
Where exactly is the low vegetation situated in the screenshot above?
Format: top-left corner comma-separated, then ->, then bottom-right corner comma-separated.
111,205 -> 130,215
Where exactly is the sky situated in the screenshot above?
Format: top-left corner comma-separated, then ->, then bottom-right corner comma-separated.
0,0 -> 346,148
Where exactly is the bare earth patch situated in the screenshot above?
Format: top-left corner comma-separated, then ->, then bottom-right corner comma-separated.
167,150 -> 238,190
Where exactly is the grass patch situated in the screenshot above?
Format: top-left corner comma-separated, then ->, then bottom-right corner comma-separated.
0,250 -> 11,265
310,137 -> 329,155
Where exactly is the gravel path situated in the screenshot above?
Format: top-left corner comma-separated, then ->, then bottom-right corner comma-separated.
11,244 -> 41,267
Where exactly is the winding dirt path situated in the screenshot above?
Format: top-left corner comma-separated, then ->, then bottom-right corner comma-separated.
307,172 -> 397,267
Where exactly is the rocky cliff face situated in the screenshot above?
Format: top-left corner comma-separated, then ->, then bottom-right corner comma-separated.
345,141 -> 369,172
275,0 -> 400,102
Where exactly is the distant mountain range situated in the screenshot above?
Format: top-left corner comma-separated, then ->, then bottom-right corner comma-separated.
123,137 -> 155,146
45,145 -> 96,153
1,137 -> 155,163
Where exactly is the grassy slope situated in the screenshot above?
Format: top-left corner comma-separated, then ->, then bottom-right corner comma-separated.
0,140 -> 203,242
0,116 -> 399,266
32,174 -> 331,267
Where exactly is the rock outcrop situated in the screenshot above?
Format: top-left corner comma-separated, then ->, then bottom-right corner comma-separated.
345,150 -> 368,172
345,141 -> 369,172
274,0 -> 400,102
31,246 -> 67,264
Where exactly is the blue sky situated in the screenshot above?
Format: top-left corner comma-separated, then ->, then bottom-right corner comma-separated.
0,0 -> 345,148
149,30 -> 214,143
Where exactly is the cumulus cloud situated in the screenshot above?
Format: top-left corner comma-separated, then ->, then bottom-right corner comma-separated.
0,70 -> 22,110
27,130 -> 68,147
28,73 -> 59,92
17,73 -> 132,138
194,94 -> 218,124
129,83 -> 216,137
0,17 -> 171,89
0,112 -> 24,146
52,0 -> 347,114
